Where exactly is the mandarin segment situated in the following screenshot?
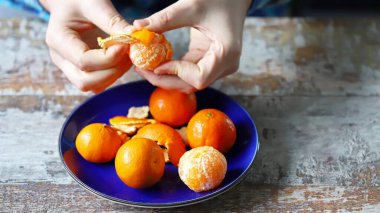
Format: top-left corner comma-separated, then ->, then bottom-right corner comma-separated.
178,146 -> 227,192
75,123 -> 122,163
130,28 -> 158,45
115,138 -> 165,189
129,29 -> 172,70
187,109 -> 236,154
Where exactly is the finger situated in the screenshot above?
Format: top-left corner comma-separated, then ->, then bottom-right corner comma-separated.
153,60 -> 207,90
182,29 -> 209,63
133,1 -> 197,33
154,41 -> 223,90
82,1 -> 132,35
135,68 -> 195,93
77,44 -> 130,71
46,25 -> 129,71
50,50 -> 132,92
181,49 -> 204,63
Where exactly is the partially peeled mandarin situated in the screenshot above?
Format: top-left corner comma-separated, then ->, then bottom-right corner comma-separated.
97,29 -> 173,71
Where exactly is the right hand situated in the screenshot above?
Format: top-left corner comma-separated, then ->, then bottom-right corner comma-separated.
133,0 -> 251,93
40,0 -> 133,93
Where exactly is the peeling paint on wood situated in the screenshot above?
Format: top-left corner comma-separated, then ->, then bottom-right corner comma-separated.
2,96 -> 380,188
2,17 -> 380,211
2,18 -> 380,96
1,183 -> 380,212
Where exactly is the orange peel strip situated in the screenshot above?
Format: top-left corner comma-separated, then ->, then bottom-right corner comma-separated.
97,34 -> 138,49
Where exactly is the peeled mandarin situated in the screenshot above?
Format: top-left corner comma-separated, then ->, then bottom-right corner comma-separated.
97,29 -> 173,71
178,146 -> 227,192
129,29 -> 173,70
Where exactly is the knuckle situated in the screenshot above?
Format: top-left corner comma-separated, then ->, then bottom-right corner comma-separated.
193,79 -> 208,90
108,14 -> 123,30
231,60 -> 240,72
228,44 -> 242,58
75,57 -> 90,71
157,11 -> 171,26
148,77 -> 160,87
190,1 -> 204,16
75,80 -> 92,92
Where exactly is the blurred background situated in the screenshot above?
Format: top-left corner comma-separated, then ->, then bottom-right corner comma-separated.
1,0 -> 380,20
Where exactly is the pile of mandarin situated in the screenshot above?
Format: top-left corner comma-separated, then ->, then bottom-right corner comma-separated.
75,30 -> 236,192
75,88 -> 237,192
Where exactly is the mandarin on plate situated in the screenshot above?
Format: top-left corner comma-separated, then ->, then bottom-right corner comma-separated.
187,108 -> 236,154
75,123 -> 122,163
178,146 -> 227,192
134,123 -> 186,166
149,87 -> 197,127
115,137 -> 165,189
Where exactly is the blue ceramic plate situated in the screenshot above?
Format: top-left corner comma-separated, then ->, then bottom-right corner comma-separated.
59,80 -> 259,208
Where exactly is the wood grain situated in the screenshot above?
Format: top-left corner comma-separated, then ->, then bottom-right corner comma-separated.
2,18 -> 380,96
1,183 -> 380,212
2,17 -> 380,211
2,96 -> 380,188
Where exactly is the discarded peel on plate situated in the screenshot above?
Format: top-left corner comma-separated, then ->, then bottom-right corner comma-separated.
97,29 -> 173,70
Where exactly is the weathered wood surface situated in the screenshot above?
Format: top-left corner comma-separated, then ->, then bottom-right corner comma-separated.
2,96 -> 380,211
2,18 -> 380,96
2,183 -> 380,212
2,17 -> 380,212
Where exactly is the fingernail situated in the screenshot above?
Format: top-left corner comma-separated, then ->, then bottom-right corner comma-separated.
133,19 -> 149,28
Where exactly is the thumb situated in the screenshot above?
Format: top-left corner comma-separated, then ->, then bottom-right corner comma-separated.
133,1 -> 196,33
83,1 -> 132,35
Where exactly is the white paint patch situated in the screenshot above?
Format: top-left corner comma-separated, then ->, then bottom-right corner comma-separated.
294,35 -> 305,47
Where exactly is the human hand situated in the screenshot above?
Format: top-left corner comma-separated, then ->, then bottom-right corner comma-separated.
133,0 -> 252,93
40,0 -> 133,93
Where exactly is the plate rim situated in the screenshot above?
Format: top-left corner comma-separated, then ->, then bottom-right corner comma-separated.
58,80 -> 259,208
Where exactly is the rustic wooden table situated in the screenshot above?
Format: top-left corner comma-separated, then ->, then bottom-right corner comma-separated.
1,17 -> 380,212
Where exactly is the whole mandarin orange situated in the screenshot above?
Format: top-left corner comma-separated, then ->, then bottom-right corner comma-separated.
75,123 -> 122,163
178,146 -> 227,192
149,87 -> 197,127
129,29 -> 173,70
115,138 -> 165,189
134,123 -> 186,166
187,109 -> 236,154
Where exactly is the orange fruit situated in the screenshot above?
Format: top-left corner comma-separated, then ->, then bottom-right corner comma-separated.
129,29 -> 173,70
149,87 -> 197,127
187,109 -> 236,154
134,123 -> 186,166
75,123 -> 122,163
97,29 -> 173,71
178,146 -> 227,192
115,137 -> 165,188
